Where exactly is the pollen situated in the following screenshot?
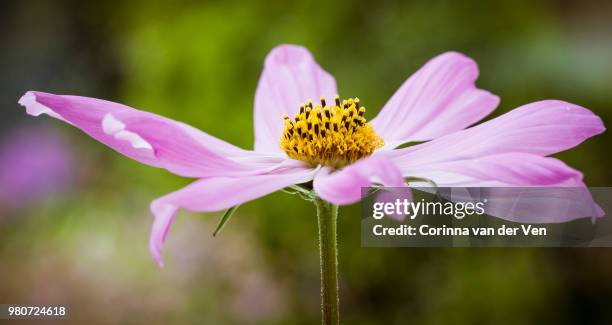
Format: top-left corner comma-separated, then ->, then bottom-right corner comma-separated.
280,95 -> 384,168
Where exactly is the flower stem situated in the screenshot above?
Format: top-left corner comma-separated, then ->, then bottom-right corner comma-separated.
314,197 -> 340,325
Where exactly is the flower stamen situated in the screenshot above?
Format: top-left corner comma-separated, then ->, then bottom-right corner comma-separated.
280,95 -> 384,168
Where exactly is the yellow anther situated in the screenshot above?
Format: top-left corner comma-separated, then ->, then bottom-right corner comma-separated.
279,96 -> 383,168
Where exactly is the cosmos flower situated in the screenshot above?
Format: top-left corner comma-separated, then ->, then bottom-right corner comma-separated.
0,126 -> 73,211
18,45 -> 605,266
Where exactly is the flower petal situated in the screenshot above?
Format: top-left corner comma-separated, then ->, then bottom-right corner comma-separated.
403,153 -> 603,223
405,153 -> 582,187
313,156 -> 405,205
149,166 -> 318,267
430,186 -> 603,224
19,91 -> 293,178
386,100 -> 605,169
254,45 -> 338,153
371,52 -> 499,148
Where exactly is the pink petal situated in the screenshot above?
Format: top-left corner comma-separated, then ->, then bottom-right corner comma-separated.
149,166 -> 318,267
387,100 -> 605,170
438,186 -> 603,224
402,153 -> 603,223
374,188 -> 414,222
254,45 -> 337,153
371,52 -> 499,148
19,91 -> 295,178
313,156 -> 405,205
405,153 -> 582,186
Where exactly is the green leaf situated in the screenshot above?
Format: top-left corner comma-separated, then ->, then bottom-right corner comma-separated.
281,185 -> 315,201
213,205 -> 240,237
405,176 -> 438,188
363,186 -> 383,199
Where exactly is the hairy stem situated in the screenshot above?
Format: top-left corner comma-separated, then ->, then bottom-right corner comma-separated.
314,197 -> 340,325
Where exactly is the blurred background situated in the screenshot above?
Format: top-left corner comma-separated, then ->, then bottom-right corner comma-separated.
1,0 -> 611,324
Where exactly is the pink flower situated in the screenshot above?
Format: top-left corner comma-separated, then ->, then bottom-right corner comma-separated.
0,126 -> 74,212
18,45 -> 605,266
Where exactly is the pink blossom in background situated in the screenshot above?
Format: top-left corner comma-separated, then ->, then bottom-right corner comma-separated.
18,44 -> 605,266
0,126 -> 74,211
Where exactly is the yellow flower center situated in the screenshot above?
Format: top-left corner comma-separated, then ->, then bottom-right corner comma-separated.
280,95 -> 384,168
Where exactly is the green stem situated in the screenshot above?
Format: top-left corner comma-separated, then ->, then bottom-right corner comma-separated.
314,197 -> 340,325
